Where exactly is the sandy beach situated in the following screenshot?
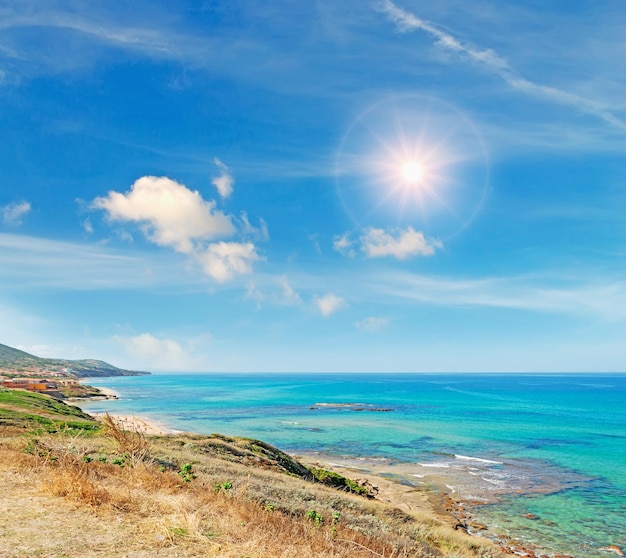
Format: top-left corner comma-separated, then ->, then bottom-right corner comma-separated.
88,412 -> 181,435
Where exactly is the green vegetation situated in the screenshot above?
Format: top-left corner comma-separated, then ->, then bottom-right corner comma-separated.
178,462 -> 196,482
306,509 -> 324,526
310,467 -> 371,496
0,388 -> 97,431
213,480 -> 233,492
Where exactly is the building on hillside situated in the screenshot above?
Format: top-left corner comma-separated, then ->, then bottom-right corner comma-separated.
57,378 -> 79,386
2,378 -> 58,391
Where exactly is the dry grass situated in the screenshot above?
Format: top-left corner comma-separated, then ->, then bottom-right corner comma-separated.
0,424 -> 508,558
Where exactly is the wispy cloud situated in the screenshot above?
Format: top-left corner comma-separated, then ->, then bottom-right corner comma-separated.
372,270 -> 626,321
333,233 -> 356,258
240,212 -> 269,242
82,217 -> 94,234
0,233 -> 193,290
355,316 -> 390,332
2,200 -> 31,225
5,228 -> 624,325
379,0 -> 626,133
0,10 -> 180,59
244,275 -> 302,309
278,276 -> 302,306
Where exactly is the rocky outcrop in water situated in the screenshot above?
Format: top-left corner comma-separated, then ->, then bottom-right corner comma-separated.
310,402 -> 393,412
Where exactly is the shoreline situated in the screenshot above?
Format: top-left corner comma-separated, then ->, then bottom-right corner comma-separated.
76,411 -> 564,557
294,453 -> 561,558
70,386 -> 592,558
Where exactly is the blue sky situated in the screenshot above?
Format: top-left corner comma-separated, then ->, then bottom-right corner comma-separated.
1,0 -> 625,372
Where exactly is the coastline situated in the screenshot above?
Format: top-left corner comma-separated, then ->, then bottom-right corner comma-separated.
295,453 -> 558,558
297,455 -> 453,522
71,373 -> 626,558
73,404 -> 562,557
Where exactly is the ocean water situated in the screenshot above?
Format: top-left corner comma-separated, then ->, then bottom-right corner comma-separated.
78,373 -> 626,557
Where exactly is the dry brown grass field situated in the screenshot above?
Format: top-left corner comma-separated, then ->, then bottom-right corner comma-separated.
0,396 -> 510,558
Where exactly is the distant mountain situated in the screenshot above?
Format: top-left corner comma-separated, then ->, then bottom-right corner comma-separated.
0,343 -> 149,377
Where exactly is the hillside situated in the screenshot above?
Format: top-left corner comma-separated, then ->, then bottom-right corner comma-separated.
0,342 -> 148,377
0,389 -> 96,430
0,392 -> 510,558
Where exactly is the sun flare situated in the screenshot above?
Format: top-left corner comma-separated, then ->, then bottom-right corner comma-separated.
401,161 -> 424,184
335,96 -> 489,236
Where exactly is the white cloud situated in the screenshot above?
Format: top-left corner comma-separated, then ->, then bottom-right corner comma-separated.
92,175 -> 263,282
114,333 -> 193,371
92,176 -> 235,254
197,242 -> 259,283
2,201 -> 31,225
355,316 -> 390,332
314,293 -> 346,317
333,233 -> 356,258
361,227 -> 441,259
212,158 -> 234,198
279,276 -> 301,306
379,0 -> 626,133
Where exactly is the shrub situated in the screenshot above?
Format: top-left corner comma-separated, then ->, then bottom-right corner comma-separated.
178,463 -> 196,482
310,467 -> 370,496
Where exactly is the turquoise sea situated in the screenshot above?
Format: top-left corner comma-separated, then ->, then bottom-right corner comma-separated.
78,373 -> 626,557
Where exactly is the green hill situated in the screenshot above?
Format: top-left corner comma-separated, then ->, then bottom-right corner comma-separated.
0,342 -> 149,377
0,389 -> 97,430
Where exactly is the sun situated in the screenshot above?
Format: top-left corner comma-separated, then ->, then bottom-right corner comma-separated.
334,95 -> 490,236
401,160 -> 424,184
